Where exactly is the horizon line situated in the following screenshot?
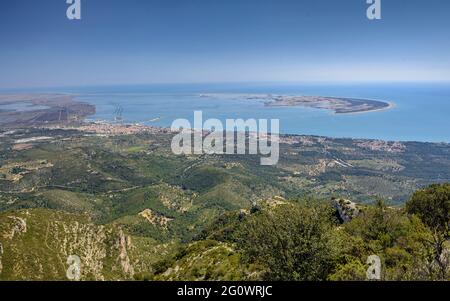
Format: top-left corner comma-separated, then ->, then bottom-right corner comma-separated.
2,80 -> 450,92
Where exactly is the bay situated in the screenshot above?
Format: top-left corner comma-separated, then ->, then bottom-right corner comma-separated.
54,82 -> 450,143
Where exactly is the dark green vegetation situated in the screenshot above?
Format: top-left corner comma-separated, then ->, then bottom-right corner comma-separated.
150,188 -> 450,281
0,127 -> 449,280
236,202 -> 338,281
406,184 -> 450,279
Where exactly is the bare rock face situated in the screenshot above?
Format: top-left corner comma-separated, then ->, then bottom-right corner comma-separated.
0,209 -> 140,280
0,214 -> 24,277
54,221 -> 136,280
116,230 -> 134,278
0,242 -> 3,275
139,209 -> 173,229
55,221 -> 109,281
436,248 -> 450,275
333,198 -> 360,223
3,216 -> 27,239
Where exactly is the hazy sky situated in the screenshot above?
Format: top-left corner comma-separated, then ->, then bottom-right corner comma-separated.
1,0 -> 450,89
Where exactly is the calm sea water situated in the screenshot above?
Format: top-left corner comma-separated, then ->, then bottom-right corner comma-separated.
25,83 -> 450,143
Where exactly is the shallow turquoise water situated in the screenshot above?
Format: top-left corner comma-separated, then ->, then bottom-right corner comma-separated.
40,83 -> 450,142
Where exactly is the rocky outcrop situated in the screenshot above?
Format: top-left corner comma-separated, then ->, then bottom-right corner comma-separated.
139,209 -> 173,229
0,209 -> 138,281
3,216 -> 27,239
333,198 -> 360,223
116,230 -> 134,278
54,221 -> 136,280
1,215 -> 28,276
0,242 -> 3,275
56,221 -> 109,281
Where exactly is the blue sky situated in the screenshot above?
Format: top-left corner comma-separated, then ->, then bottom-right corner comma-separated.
1,0 -> 450,89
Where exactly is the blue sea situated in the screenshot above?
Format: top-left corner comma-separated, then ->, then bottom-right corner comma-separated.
15,82 -> 450,143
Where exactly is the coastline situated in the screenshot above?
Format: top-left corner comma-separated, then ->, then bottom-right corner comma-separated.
50,118 -> 449,145
200,93 -> 393,114
2,92 -> 450,143
334,101 -> 396,115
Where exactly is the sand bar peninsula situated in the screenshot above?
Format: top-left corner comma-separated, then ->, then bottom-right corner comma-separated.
264,95 -> 392,114
200,93 -> 393,114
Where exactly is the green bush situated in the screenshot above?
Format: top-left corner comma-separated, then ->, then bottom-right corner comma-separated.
236,201 -> 339,281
